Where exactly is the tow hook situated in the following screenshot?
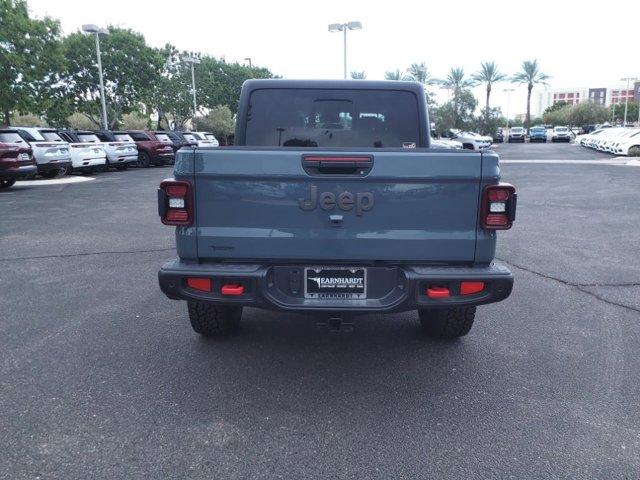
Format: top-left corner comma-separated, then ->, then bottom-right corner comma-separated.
317,314 -> 354,333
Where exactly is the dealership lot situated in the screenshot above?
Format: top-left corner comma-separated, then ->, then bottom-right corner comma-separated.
1,143 -> 640,478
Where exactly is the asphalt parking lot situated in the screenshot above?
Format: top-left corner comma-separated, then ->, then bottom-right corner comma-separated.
2,142 -> 640,479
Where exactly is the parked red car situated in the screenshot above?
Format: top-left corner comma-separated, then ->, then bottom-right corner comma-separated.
0,133 -> 37,189
118,130 -> 174,167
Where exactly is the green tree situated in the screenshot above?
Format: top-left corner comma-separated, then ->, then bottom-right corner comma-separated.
542,106 -> 567,126
569,102 -> 611,126
120,112 -> 149,130
0,0 -> 65,125
511,59 -> 550,133
197,57 -> 273,114
472,107 -> 505,135
612,101 -> 639,125
544,101 -> 568,115
432,90 -> 478,132
384,69 -> 402,80
61,26 -> 165,128
350,71 -> 366,79
440,68 -> 477,129
407,62 -> 435,85
9,112 -> 47,127
150,45 -> 197,130
66,112 -> 96,130
471,61 -> 506,134
193,105 -> 235,143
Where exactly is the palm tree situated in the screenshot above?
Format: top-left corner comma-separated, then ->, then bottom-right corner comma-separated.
407,62 -> 435,86
472,61 -> 506,133
439,67 -> 476,128
350,71 -> 366,79
511,59 -> 550,132
384,69 -> 402,80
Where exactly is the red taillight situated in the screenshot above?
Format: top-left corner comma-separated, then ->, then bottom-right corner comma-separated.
488,189 -> 509,202
221,283 -> 244,296
159,179 -> 192,226
427,286 -> 450,298
187,278 -> 211,292
481,183 -> 517,230
165,184 -> 187,197
460,281 -> 485,295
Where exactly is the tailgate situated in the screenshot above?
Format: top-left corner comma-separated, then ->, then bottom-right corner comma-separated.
191,149 -> 482,263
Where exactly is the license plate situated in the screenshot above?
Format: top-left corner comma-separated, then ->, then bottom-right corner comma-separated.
304,267 -> 366,299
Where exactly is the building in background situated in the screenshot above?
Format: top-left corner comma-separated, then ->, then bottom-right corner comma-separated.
534,80 -> 640,116
588,88 -> 607,105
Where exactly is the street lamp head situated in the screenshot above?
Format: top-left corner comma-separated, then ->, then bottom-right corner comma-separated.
328,23 -> 344,32
347,21 -> 362,30
82,24 -> 108,35
82,24 -> 100,33
182,56 -> 201,65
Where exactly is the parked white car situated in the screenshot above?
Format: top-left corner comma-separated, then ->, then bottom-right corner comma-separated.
583,129 -> 608,148
446,129 -> 492,150
57,130 -> 107,173
9,126 -> 72,177
191,131 -> 219,147
551,126 -> 572,142
431,138 -> 463,149
598,128 -> 634,152
612,129 -> 640,156
577,127 -> 640,156
89,131 -> 138,170
507,126 -> 526,143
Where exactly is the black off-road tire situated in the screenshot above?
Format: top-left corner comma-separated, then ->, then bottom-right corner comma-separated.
0,178 -> 16,189
187,301 -> 242,337
138,151 -> 151,168
418,306 -> 476,339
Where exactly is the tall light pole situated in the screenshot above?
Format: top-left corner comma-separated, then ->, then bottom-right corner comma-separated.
182,56 -> 201,117
621,77 -> 638,126
503,88 -> 514,129
244,57 -> 252,68
82,24 -> 108,129
328,21 -> 362,79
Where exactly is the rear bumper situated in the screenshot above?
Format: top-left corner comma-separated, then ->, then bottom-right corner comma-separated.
107,154 -> 138,164
0,164 -> 37,180
158,260 -> 513,312
71,157 -> 106,168
37,160 -> 71,173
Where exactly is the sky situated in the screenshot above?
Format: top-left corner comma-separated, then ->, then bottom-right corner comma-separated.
27,0 -> 640,117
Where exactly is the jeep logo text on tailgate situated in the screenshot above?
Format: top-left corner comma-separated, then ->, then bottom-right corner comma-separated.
299,184 -> 374,215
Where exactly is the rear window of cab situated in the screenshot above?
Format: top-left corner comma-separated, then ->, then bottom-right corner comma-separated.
244,88 -> 420,148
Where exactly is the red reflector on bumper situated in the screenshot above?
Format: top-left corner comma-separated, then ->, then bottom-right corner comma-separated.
187,278 -> 211,292
460,281 -> 485,295
221,284 -> 244,296
427,286 -> 450,298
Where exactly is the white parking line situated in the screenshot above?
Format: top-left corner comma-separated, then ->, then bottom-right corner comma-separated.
14,176 -> 96,187
501,159 -> 639,166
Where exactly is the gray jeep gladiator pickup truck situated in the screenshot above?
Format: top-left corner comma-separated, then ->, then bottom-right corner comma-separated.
158,79 -> 516,339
